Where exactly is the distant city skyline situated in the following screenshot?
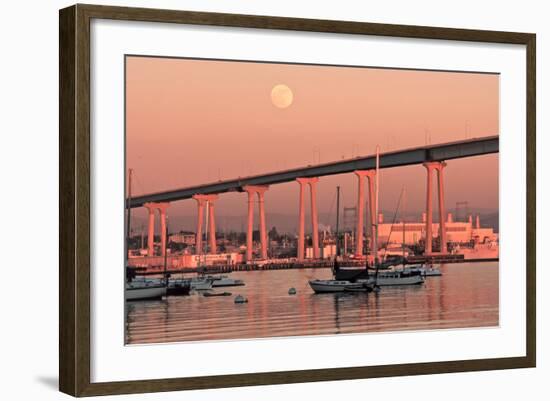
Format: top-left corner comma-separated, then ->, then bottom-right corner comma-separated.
128,208 -> 499,237
126,56 -> 499,235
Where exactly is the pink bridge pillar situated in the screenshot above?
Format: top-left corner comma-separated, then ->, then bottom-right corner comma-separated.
143,202 -> 170,257
296,177 -> 320,261
208,200 -> 217,254
354,171 -> 366,257
354,170 -> 376,258
243,185 -> 270,262
297,180 -> 306,261
257,187 -> 269,260
144,203 -> 156,257
423,161 -> 448,254
436,163 -> 448,253
156,202 -> 170,257
309,179 -> 320,259
367,171 -> 376,260
193,194 -> 218,255
194,198 -> 205,254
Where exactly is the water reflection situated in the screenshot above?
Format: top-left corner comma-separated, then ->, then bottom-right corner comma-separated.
126,262 -> 498,344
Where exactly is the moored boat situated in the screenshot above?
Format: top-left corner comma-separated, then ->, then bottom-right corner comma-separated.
125,281 -> 166,301
190,277 -> 213,290
166,279 -> 191,295
308,184 -> 378,294
125,170 -> 168,301
204,274 -> 245,287
365,269 -> 424,286
131,277 -> 191,296
399,265 -> 442,277
309,279 -> 365,293
203,291 -> 232,297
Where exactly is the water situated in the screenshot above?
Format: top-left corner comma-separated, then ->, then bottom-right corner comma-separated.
125,262 -> 498,345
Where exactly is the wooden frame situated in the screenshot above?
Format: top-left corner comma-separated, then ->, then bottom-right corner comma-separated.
59,3 -> 536,397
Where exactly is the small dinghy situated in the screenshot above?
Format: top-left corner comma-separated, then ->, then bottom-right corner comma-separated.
203,291 -> 232,297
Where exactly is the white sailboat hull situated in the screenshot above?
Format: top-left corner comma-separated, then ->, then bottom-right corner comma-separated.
369,275 -> 424,286
190,278 -> 213,290
363,270 -> 425,286
309,280 -> 365,293
211,279 -> 244,287
395,266 -> 442,277
125,285 -> 166,301
205,275 -> 245,287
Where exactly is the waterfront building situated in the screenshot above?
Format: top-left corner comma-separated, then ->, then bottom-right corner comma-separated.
168,232 -> 196,245
306,244 -> 336,259
377,213 -> 498,247
127,252 -> 244,269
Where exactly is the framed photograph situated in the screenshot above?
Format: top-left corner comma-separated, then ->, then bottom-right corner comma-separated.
59,4 -> 536,397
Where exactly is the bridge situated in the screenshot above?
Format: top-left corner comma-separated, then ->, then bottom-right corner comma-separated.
130,136 -> 497,207
129,135 -> 498,263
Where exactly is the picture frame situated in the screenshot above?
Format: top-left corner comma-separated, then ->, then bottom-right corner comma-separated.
59,3 -> 536,397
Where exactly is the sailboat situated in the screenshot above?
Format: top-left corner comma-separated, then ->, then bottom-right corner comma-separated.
309,184 -> 375,293
125,168 -> 167,301
332,149 -> 424,287
125,279 -> 167,301
389,191 -> 441,278
162,216 -> 192,296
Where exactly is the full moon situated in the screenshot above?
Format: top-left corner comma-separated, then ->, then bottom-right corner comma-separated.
271,84 -> 293,109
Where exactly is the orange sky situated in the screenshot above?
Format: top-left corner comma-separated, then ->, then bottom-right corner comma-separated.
126,56 -> 499,232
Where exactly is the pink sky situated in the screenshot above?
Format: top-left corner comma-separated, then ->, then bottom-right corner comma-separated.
126,56 -> 499,232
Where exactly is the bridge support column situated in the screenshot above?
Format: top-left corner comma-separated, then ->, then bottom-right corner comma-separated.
193,194 -> 218,255
354,171 -> 365,257
367,171 -> 376,261
354,170 -> 376,259
296,177 -> 319,261
208,200 -> 217,254
246,190 -> 254,261
424,163 -> 434,255
436,163 -> 448,253
144,202 -> 170,257
309,178 -> 320,259
157,203 -> 170,257
297,180 -> 306,261
243,185 -> 270,262
423,161 -> 447,254
144,203 -> 156,256
257,188 -> 268,260
194,198 -> 205,254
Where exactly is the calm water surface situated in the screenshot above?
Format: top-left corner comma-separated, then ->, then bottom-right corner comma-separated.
125,262 -> 498,344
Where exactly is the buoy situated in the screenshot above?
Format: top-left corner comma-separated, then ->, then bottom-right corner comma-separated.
234,294 -> 248,304
288,287 -> 297,295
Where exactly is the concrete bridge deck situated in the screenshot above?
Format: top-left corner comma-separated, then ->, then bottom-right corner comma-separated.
129,135 -> 498,208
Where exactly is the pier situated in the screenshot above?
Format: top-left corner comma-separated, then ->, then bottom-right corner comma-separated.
129,256 -> 498,276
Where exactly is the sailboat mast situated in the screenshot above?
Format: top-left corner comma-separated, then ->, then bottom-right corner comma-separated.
374,146 -> 380,285
163,215 -> 169,284
335,186 -> 340,257
403,187 -> 406,266
374,146 -> 380,266
126,168 -> 133,258
204,200 -> 210,266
